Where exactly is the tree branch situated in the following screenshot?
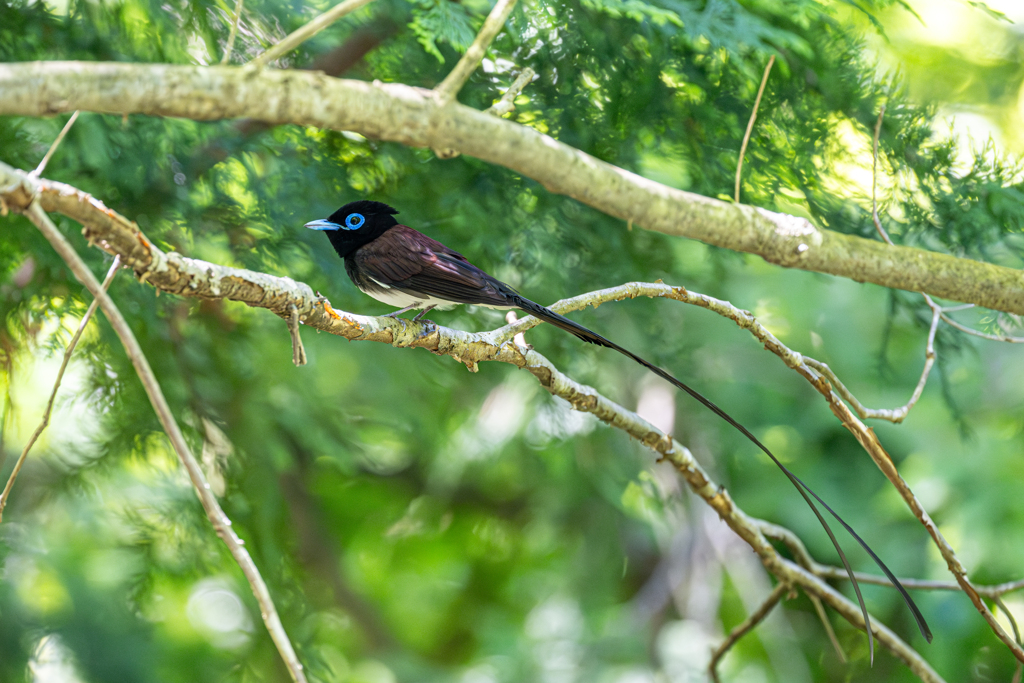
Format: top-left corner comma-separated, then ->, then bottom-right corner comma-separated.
0,163 -> 990,631
30,110 -> 79,178
803,303 -> 937,424
20,201 -> 309,683
861,106 -> 1024,660
485,67 -> 535,117
735,55 -> 774,204
0,254 -> 120,523
0,163 -> 946,678
709,582 -> 789,682
288,304 -> 307,366
938,311 -> 1024,343
434,0 -> 518,103
1,62 -> 1021,314
248,0 -> 376,68
220,0 -> 245,65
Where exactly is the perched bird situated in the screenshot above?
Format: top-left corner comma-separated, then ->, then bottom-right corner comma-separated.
306,200 -> 931,651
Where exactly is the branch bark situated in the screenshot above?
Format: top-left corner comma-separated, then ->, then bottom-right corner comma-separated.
1,61 -> 1022,314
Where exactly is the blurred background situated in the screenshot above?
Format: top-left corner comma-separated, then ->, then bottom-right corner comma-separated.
2,0 -> 1024,681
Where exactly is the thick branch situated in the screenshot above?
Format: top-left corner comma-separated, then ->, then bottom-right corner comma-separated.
0,62 -> 1021,314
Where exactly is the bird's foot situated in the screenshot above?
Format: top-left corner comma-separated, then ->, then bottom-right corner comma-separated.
385,304 -> 420,319
412,306 -> 436,322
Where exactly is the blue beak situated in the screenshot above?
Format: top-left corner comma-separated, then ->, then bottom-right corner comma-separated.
304,219 -> 342,231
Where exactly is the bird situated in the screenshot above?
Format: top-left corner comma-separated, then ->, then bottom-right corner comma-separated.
305,199 -> 932,651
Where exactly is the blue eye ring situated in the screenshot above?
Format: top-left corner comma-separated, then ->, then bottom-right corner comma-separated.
344,213 -> 365,230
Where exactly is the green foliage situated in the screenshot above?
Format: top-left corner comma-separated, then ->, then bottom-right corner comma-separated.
409,0 -> 477,62
580,0 -> 683,27
963,0 -> 1010,23
3,0 -> 1024,682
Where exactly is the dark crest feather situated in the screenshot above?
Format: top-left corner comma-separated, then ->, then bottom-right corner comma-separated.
329,200 -> 399,223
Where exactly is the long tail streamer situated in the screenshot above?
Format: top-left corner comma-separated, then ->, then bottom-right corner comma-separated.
512,295 -> 934,657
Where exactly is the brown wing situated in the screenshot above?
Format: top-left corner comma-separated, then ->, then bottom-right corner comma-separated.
351,226 -> 515,307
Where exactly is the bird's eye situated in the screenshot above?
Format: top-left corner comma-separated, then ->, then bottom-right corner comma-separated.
344,213 -> 366,230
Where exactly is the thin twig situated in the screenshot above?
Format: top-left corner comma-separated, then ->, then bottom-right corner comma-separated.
764,518 -> 1024,605
709,582 -> 788,682
811,105 -> 1023,426
872,105 -> 888,243
0,255 -> 120,523
434,0 -> 518,103
24,202 -> 309,683
30,111 -> 79,178
0,387 -> 11,471
248,0 -> 376,69
436,64 -> 534,159
220,0 -> 245,65
827,107 -> 939,421
938,311 -> 1024,343
766,518 -> 1023,666
812,564 -> 1024,597
766,516 -> 1024,597
752,522 -> 845,660
995,596 -> 1022,645
485,67 -> 535,116
504,310 -> 528,349
289,304 -> 307,366
995,596 -> 1024,683
804,299 -> 938,424
734,55 -> 775,204
809,593 -> 847,662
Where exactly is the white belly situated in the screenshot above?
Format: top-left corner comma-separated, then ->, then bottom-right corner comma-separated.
360,279 -> 514,312
367,289 -> 459,311
361,279 -> 460,311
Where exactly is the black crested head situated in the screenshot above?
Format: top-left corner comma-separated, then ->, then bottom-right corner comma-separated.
328,200 -> 398,224
305,200 -> 400,259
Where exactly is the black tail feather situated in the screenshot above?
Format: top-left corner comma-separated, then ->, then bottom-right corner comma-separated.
512,295 -> 933,650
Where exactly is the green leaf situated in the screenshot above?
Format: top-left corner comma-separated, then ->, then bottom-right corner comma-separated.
964,0 -> 1011,22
